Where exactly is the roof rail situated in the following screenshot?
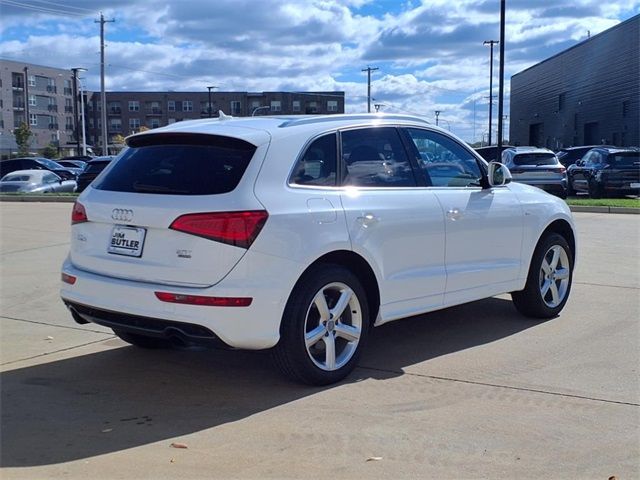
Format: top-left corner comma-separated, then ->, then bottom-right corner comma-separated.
278,113 -> 431,128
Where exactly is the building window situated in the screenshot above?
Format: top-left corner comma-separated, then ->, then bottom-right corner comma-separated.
149,118 -> 160,128
28,75 -> 36,87
167,100 -> 176,112
183,100 -> 193,112
65,117 -> 74,130
129,101 -> 140,112
168,118 -> 176,124
327,100 -> 338,112
558,93 -> 566,111
29,113 -> 37,126
251,100 -> 261,109
307,101 -> 318,114
129,118 -> 140,130
622,100 -> 630,117
230,101 -> 241,115
270,100 -> 282,112
88,118 -> 94,128
29,94 -> 36,106
292,100 -> 301,112
109,118 -> 122,131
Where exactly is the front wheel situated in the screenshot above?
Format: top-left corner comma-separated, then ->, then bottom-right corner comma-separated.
511,233 -> 574,318
588,179 -> 603,198
273,265 -> 370,385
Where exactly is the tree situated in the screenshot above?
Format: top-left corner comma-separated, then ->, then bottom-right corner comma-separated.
112,134 -> 126,146
13,122 -> 33,156
41,143 -> 59,159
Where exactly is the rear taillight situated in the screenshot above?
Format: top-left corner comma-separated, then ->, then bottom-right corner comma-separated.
71,201 -> 88,224
169,210 -> 268,249
155,292 -> 252,307
61,272 -> 77,285
559,166 -> 566,174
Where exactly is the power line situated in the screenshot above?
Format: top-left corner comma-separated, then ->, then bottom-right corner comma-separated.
29,0 -> 94,13
0,0 -> 87,17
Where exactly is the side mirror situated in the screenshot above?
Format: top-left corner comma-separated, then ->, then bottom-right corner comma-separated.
487,162 -> 512,187
576,160 -> 584,167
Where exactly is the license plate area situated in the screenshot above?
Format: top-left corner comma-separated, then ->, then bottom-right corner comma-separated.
108,225 -> 146,257
631,182 -> 640,188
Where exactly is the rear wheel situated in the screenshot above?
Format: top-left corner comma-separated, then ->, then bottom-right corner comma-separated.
512,233 -> 573,318
273,265 -> 370,385
113,330 -> 171,349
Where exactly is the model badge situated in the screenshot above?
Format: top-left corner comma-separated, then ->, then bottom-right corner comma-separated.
177,249 -> 192,259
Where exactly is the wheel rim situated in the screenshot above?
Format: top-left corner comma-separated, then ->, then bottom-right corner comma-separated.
304,282 -> 363,371
538,245 -> 571,308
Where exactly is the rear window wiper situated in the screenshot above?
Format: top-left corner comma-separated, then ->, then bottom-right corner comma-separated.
132,182 -> 189,194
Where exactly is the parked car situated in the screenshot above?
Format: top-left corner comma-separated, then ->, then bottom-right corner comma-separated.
501,147 -> 567,198
59,155 -> 94,163
567,147 -> 640,198
75,156 -> 114,193
57,159 -> 88,171
0,157 -> 78,180
556,145 -> 615,167
61,114 -> 577,385
474,145 -> 514,162
0,169 -> 76,193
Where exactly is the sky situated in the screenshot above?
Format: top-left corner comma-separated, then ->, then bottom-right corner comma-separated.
0,0 -> 638,142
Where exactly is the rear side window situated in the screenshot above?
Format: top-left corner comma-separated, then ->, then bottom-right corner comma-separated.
85,161 -> 110,174
94,134 -> 256,195
290,134 -> 337,186
609,152 -> 640,167
513,153 -> 558,166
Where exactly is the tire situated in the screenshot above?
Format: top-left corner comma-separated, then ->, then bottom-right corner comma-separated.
273,264 -> 370,385
566,180 -> 575,197
588,179 -> 603,199
511,233 -> 574,319
113,329 -> 171,349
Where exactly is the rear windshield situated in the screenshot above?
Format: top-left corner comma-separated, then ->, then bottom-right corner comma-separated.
93,134 -> 256,195
513,153 -> 558,166
84,161 -> 111,174
610,152 -> 640,167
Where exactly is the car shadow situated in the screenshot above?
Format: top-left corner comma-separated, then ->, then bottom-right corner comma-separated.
1,297 -> 544,467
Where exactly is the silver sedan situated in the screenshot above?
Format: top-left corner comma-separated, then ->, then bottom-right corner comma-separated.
0,169 -> 77,193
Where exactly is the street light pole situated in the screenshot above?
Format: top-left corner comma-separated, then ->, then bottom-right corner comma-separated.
434,110 -> 441,126
78,75 -> 88,156
207,86 -> 216,118
496,0 -> 506,161
72,67 -> 87,154
483,40 -> 499,146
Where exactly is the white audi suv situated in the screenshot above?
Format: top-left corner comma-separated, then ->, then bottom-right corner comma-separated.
61,114 -> 576,385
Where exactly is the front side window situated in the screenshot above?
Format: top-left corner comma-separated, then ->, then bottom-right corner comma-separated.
342,127 -> 416,187
290,134 -> 337,187
404,128 -> 482,187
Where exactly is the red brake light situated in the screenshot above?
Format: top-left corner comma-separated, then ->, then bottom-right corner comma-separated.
559,166 -> 566,173
61,272 -> 77,285
155,292 -> 252,307
169,210 -> 268,249
71,201 -> 88,224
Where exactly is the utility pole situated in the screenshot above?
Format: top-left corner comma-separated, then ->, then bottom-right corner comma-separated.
483,40 -> 499,146
96,12 -> 114,155
71,68 -> 82,153
207,86 -> 217,118
434,110 -> 441,126
361,66 -> 379,113
496,0 -> 506,161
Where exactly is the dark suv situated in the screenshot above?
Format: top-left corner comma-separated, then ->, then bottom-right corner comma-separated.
567,147 -> 640,198
556,145 -> 615,167
75,156 -> 114,192
0,157 -> 77,180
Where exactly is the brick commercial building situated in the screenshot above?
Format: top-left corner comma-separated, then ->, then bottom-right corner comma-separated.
85,90 -> 345,151
510,15 -> 639,149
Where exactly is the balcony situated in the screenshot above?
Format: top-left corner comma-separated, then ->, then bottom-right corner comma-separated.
48,123 -> 59,130
12,83 -> 24,91
48,105 -> 58,112
108,126 -> 122,133
146,108 -> 162,115
46,86 -> 57,93
65,106 -> 74,113
109,107 -> 122,115
13,104 -> 25,111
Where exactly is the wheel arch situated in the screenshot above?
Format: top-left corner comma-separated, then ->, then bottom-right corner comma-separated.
540,219 -> 576,261
288,250 -> 381,326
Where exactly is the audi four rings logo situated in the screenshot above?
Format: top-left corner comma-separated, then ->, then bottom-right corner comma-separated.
111,208 -> 134,222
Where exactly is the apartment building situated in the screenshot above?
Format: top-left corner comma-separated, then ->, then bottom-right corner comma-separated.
85,90 -> 345,150
0,59 -> 80,155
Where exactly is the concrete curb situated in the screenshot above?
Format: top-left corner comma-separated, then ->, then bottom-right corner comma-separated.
1,195 -> 639,214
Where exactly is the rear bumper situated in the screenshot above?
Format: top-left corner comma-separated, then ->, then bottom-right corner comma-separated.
60,250 -> 304,350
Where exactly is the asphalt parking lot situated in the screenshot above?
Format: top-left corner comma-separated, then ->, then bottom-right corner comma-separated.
1,202 -> 638,479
